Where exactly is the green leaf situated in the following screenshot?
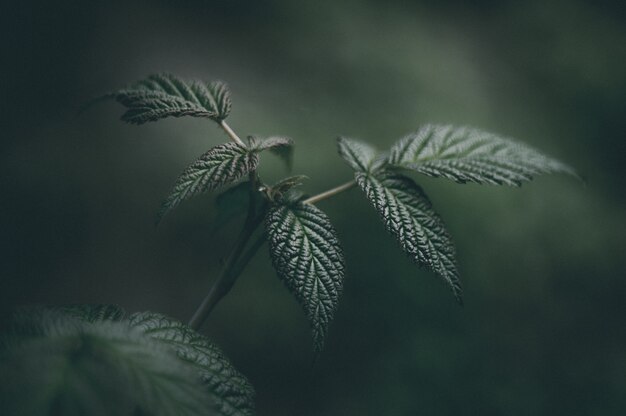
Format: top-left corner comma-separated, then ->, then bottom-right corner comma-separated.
355,170 -> 463,303
114,73 -> 231,124
57,304 -> 126,323
388,124 -> 575,186
337,137 -> 383,172
0,306 -> 256,416
265,202 -> 345,353
129,312 -> 255,416
0,315 -> 212,416
249,136 -> 294,171
158,143 -> 259,223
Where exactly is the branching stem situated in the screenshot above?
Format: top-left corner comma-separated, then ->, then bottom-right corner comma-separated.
303,180 -> 356,204
189,122 -> 356,329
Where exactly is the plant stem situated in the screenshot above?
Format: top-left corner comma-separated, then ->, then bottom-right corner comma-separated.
188,213 -> 263,330
188,120 -> 262,329
219,120 -> 246,147
303,180 -> 356,204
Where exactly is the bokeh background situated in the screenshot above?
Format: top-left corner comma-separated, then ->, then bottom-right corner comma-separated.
2,0 -> 625,414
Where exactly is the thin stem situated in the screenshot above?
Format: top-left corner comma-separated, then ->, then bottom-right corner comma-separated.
303,180 -> 356,205
219,120 -> 246,147
188,214 -> 262,330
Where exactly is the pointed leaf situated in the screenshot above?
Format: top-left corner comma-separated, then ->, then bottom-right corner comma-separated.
158,142 -> 259,222
337,137 -> 382,172
129,312 -> 255,416
356,170 -> 462,302
388,124 -> 575,186
114,73 -> 231,124
265,202 -> 345,353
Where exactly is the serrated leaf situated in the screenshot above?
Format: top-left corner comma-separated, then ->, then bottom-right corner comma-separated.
388,124 -> 575,186
57,304 -> 126,323
158,143 -> 259,222
114,73 -> 231,124
1,306 -> 256,416
337,137 -> 383,172
249,136 -> 294,171
355,170 -> 462,302
0,317 -> 212,416
265,202 -> 345,353
129,312 -> 255,416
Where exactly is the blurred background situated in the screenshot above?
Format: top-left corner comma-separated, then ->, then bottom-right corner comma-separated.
1,0 -> 625,414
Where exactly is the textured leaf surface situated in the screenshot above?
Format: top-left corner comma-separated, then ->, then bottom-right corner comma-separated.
0,316 -> 211,416
388,124 -> 575,186
356,170 -> 462,302
250,136 -> 294,170
57,304 -> 125,323
337,137 -> 382,172
115,73 -> 231,124
129,312 -> 255,416
0,306 -> 256,416
265,202 -> 345,353
158,143 -> 259,222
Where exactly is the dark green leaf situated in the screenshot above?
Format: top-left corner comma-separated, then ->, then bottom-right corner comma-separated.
337,137 -> 384,173
129,312 -> 255,416
265,202 -> 345,353
355,170 -> 462,302
158,143 -> 259,223
388,124 -> 576,186
57,304 -> 126,323
249,136 -> 294,171
1,306 -> 257,416
114,73 -> 231,124
0,318 -> 211,416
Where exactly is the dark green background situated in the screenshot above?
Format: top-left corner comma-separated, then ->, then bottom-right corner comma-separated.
2,0 -> 625,414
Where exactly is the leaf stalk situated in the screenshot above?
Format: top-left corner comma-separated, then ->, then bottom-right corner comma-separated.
219,120 -> 246,147
303,180 -> 356,204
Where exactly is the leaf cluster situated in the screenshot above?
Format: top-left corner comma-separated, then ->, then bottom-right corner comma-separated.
106,73 -> 576,354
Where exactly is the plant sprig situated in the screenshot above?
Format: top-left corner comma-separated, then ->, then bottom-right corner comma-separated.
1,72 -> 578,415
108,73 -> 576,354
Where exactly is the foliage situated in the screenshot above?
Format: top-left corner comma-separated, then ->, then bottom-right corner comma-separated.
387,124 -> 575,186
0,305 -> 254,416
3,72 -> 576,413
113,73 -> 231,125
266,199 -> 345,353
110,73 -> 574,351
157,143 -> 259,223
